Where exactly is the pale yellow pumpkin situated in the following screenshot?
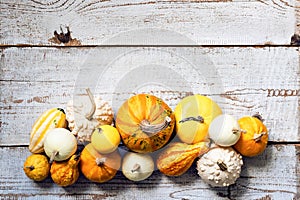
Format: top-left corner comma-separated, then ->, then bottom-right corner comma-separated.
91,125 -> 121,154
174,95 -> 222,144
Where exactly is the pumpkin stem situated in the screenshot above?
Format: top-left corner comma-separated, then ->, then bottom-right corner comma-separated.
252,113 -> 264,122
140,116 -> 171,135
253,132 -> 267,142
232,128 -> 241,135
217,160 -> 228,171
179,116 -> 204,123
25,166 -> 35,171
97,127 -> 103,134
85,88 -> 96,120
49,151 -> 58,164
131,163 -> 141,173
95,157 -> 107,166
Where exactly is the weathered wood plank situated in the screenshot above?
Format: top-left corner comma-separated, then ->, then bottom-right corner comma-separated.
0,47 -> 299,145
0,0 -> 297,45
231,144 -> 299,199
295,0 -> 300,36
0,145 -> 297,199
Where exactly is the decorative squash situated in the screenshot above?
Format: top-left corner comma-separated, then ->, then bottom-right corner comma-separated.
44,128 -> 77,163
156,141 -> 209,176
80,143 -> 121,183
29,108 -> 67,153
50,154 -> 80,187
23,154 -> 50,181
66,88 -> 114,142
208,114 -> 241,147
116,94 -> 175,153
197,147 -> 243,187
174,95 -> 222,144
122,152 -> 154,181
91,125 -> 121,154
234,115 -> 268,157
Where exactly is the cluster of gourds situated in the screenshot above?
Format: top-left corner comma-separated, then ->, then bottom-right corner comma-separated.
23,89 -> 268,187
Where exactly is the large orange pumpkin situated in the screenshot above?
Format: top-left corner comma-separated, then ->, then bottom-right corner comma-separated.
80,144 -> 121,183
116,94 -> 175,153
234,115 -> 268,157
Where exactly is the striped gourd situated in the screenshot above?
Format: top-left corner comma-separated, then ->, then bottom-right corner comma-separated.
29,108 -> 67,153
115,94 -> 175,153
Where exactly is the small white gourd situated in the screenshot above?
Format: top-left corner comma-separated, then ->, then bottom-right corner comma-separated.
197,147 -> 243,187
208,114 -> 241,146
66,88 -> 114,142
122,152 -> 154,182
44,128 -> 77,163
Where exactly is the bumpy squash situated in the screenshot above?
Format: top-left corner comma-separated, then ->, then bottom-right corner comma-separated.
116,94 -> 175,153
80,144 -> 121,183
29,108 -> 67,153
66,88 -> 114,142
197,147 -> 243,187
23,154 -> 50,181
50,154 -> 80,187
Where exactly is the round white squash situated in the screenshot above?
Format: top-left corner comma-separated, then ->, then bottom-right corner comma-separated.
122,152 -> 154,182
208,114 -> 241,146
44,128 -> 77,162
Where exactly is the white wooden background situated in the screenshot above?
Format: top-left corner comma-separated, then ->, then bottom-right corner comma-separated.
0,0 -> 299,199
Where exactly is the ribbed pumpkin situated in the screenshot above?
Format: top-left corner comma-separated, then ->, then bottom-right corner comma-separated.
116,94 -> 175,153
234,115 -> 268,157
80,144 -> 121,183
29,108 -> 67,153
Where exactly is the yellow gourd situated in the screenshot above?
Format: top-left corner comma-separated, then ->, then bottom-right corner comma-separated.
29,108 -> 67,153
174,95 -> 222,144
50,154 -> 80,187
91,125 -> 121,154
23,154 -> 50,181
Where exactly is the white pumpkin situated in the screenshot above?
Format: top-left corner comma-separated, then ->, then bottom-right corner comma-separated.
66,88 -> 114,142
208,114 -> 241,146
122,152 -> 154,182
197,147 -> 243,187
44,128 -> 77,162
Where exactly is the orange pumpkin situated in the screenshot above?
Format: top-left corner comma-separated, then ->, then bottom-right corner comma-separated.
116,94 -> 175,153
234,115 -> 268,157
80,144 -> 121,183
